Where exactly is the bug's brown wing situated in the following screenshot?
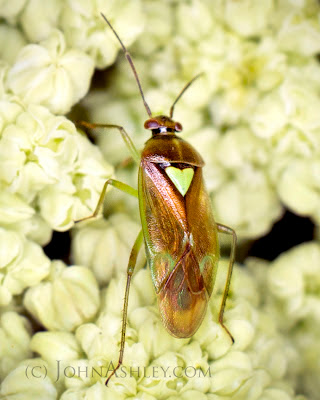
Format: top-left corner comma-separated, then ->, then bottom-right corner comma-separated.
139,159 -> 219,338
163,167 -> 219,337
185,165 -> 220,297
158,243 -> 209,338
139,160 -> 190,293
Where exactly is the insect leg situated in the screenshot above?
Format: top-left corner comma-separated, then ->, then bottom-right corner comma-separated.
75,179 -> 138,223
216,223 -> 237,343
78,121 -> 140,163
105,229 -> 144,386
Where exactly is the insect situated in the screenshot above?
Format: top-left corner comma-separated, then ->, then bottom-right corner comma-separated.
79,13 -> 237,386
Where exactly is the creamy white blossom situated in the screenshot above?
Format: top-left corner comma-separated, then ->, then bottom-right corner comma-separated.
24,260 -> 100,331
30,331 -> 82,393
6,30 -> 94,114
292,322 -> 320,399
213,0 -> 274,37
0,358 -> 57,400
72,213 -> 145,286
277,8 -> 320,56
0,228 -> 50,306
20,0 -> 63,42
31,265 -> 301,399
0,23 -> 26,64
60,0 -> 145,69
0,0 -> 26,21
0,312 -> 32,380
31,331 -> 81,364
275,157 -> 320,223
81,0 -> 320,236
0,1 -> 318,399
212,167 -> 282,238
0,100 -> 113,231
268,242 -> 320,327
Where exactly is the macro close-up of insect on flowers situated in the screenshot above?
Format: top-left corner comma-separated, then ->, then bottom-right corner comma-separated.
1,0 -> 320,399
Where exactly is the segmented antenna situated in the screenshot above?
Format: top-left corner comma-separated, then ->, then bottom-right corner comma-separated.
169,73 -> 203,118
101,13 -> 152,117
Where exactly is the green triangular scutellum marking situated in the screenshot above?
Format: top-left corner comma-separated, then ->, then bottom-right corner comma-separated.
165,166 -> 194,197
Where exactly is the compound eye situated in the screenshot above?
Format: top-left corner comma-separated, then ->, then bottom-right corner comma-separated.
175,122 -> 183,132
144,119 -> 160,130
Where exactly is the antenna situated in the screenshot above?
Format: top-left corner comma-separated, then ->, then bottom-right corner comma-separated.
169,73 -> 203,118
101,13 -> 152,117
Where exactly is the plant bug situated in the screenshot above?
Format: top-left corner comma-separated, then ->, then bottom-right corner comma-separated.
78,13 -> 237,386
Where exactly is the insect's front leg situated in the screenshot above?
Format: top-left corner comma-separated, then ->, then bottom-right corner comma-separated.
217,223 -> 237,343
78,121 -> 140,163
105,229 -> 144,386
75,179 -> 138,223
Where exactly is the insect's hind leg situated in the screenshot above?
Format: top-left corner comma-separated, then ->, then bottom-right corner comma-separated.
105,229 -> 144,386
75,179 -> 138,223
78,121 -> 140,163
216,223 -> 237,343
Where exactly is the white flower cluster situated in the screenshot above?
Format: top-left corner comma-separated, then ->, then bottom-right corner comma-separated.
0,264 -> 303,400
0,99 -> 113,232
0,0 -> 138,393
247,242 -> 320,399
24,260 -> 100,331
0,228 -> 50,305
72,213 -> 146,286
84,0 -> 320,238
270,243 -> 320,399
0,311 -> 32,380
0,0 -> 318,399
